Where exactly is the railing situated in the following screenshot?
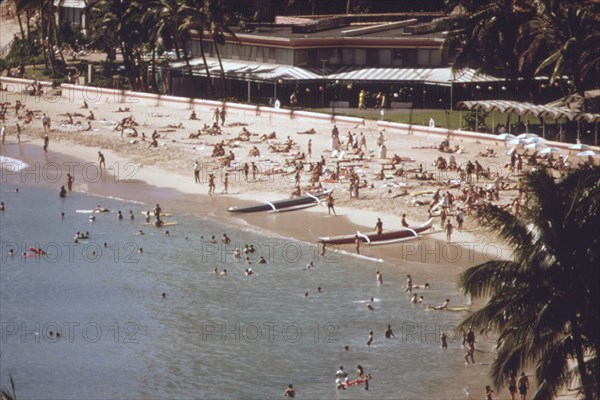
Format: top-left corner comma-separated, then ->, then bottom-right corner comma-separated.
0,39 -> 15,59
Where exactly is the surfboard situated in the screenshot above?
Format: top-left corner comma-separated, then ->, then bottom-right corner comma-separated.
28,247 -> 45,255
143,222 -> 178,227
426,306 -> 470,312
140,211 -> 173,217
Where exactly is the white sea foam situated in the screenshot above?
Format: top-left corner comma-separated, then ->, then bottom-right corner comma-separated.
0,156 -> 29,172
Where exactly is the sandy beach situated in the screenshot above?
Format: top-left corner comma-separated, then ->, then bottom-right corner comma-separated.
1,82 -> 591,398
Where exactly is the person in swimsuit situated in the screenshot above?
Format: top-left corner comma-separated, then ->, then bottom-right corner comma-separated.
283,384 -> 295,398
518,372 -> 529,399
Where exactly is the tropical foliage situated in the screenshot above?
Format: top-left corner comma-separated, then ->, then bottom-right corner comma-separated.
444,0 -> 600,98
457,166 -> 600,399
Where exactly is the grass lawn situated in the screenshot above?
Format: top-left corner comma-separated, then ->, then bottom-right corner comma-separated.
308,107 -> 542,131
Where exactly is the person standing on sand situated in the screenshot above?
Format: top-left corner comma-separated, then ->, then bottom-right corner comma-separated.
16,123 -> 21,143
43,135 -> 49,153
485,385 -> 494,400
359,132 -> 366,150
220,108 -> 227,127
1,124 -> 6,145
208,173 -> 216,195
98,151 -> 106,171
508,373 -> 517,400
375,218 -> 383,236
307,139 -> 312,158
354,235 -> 361,254
66,173 -> 74,191
446,220 -> 453,242
213,108 -> 220,125
518,372 -> 529,400
327,193 -> 336,216
194,161 -> 201,183
221,172 -> 229,194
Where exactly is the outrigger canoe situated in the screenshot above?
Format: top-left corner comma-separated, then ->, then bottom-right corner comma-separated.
227,188 -> 333,213
319,218 -> 434,246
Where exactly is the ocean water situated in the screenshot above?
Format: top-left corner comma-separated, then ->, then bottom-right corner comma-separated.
0,181 -> 475,399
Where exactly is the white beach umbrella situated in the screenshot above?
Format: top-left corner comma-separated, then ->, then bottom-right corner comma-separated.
538,147 -> 561,155
525,142 -> 547,151
496,133 -> 516,141
568,143 -> 590,150
577,150 -> 598,157
525,137 -> 546,144
508,138 -> 527,146
517,132 -> 538,139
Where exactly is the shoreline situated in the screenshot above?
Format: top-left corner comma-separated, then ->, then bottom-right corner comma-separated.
2,87 -> 566,398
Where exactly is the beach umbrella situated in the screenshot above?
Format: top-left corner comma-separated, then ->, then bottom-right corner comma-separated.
525,137 -> 546,144
568,143 -> 590,150
496,133 -> 516,141
525,142 -> 547,151
577,150 -> 598,157
517,132 -> 538,139
508,138 -> 527,146
538,147 -> 561,155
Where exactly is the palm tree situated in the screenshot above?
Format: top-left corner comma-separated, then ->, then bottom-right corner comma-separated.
457,166 -> 600,399
89,0 -> 146,90
519,0 -> 600,97
442,0 -> 536,96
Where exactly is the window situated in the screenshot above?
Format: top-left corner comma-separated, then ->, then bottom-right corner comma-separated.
417,49 -> 430,66
354,49 -> 366,65
392,50 -> 404,66
295,50 -> 308,66
379,49 -> 391,66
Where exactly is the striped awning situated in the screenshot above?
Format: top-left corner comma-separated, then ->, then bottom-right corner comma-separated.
169,58 -> 502,84
323,67 -> 501,85
169,58 -> 321,81
456,100 -> 590,121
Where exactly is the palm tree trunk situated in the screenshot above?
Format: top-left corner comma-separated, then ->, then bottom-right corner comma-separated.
50,5 -> 66,66
40,4 -> 48,69
26,8 -> 31,44
150,38 -> 158,92
198,31 -> 214,96
213,40 -> 225,100
16,11 -> 25,40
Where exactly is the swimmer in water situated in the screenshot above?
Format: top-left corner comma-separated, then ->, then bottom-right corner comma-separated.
0,202 -> 5,211
161,292 -> 166,298
129,210 -> 134,220
8,249 -> 14,256
138,229 -> 145,235
117,211 -> 123,220
317,287 -> 322,293
213,268 -> 218,274
139,248 -> 144,254
165,230 -> 170,237
367,330 -> 374,346
384,325 -> 395,339
233,248 -> 241,260
220,269 -> 228,276
411,294 -> 418,304
61,212 -> 65,218
257,256 -> 267,264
